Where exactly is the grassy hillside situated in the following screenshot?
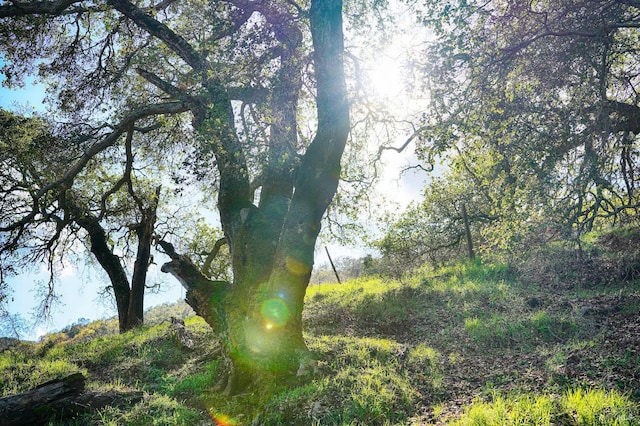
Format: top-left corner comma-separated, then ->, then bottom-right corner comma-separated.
1,260 -> 639,425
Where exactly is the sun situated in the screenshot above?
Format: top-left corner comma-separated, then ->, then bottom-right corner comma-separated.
366,48 -> 405,99
359,3 -> 431,102
360,25 -> 420,102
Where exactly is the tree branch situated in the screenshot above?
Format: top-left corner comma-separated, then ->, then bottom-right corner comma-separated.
204,1 -> 257,43
203,237 -> 227,277
135,68 -> 197,104
377,126 -> 429,160
97,126 -> 134,221
227,86 -> 269,104
296,0 -> 350,200
0,101 -> 188,233
0,0 -> 79,17
53,102 -> 189,191
150,0 -> 177,12
617,0 -> 640,9
605,100 -> 640,134
107,0 -> 208,72
158,240 -> 230,333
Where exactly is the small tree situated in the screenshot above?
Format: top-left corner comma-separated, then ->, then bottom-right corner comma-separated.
375,166 -> 498,271
0,109 -> 168,332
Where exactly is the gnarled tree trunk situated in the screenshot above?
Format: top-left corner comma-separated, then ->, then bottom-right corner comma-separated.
160,0 -> 349,394
63,187 -> 160,333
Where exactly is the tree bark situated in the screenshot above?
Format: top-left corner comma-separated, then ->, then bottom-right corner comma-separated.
0,373 -> 85,426
65,195 -> 133,333
127,187 -> 160,329
63,191 -> 158,333
461,202 -> 475,260
159,240 -> 230,334
224,0 -> 349,392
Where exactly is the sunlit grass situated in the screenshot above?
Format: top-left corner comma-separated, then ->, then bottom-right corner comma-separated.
448,388 -> 637,425
407,343 -> 444,389
563,388 -> 637,425
0,349 -> 85,395
171,360 -> 219,398
306,276 -> 403,301
462,311 -> 578,349
245,335 -> 417,425
449,393 -> 554,425
94,393 -> 204,426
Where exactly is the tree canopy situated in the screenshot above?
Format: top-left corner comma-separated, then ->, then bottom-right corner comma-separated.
388,0 -> 640,260
4,0 -> 640,394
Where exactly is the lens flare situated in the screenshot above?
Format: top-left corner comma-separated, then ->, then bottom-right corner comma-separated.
285,256 -> 311,275
260,298 -> 290,328
245,321 -> 270,353
209,411 -> 238,425
276,289 -> 288,299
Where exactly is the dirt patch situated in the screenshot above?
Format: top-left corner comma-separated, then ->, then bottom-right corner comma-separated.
563,294 -> 640,397
417,292 -> 640,424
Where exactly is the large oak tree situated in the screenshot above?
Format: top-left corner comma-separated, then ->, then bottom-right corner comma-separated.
0,0 -> 349,392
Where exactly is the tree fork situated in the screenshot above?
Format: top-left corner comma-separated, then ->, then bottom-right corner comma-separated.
158,240 -> 229,334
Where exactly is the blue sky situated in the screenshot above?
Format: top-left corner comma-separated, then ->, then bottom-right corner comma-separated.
0,74 -> 46,113
6,261 -> 184,341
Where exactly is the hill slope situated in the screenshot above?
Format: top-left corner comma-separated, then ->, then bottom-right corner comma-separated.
1,261 -> 639,425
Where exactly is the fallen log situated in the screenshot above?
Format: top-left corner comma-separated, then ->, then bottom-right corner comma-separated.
0,373 -> 145,425
0,372 -> 85,426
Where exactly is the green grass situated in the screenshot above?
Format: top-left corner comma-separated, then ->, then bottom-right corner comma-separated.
259,335 -> 417,425
92,393 -> 205,426
451,393 -> 555,425
450,388 -> 638,425
0,354 -> 86,395
3,259 -> 639,424
462,310 -> 578,348
563,388 -> 637,425
171,360 -> 220,398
